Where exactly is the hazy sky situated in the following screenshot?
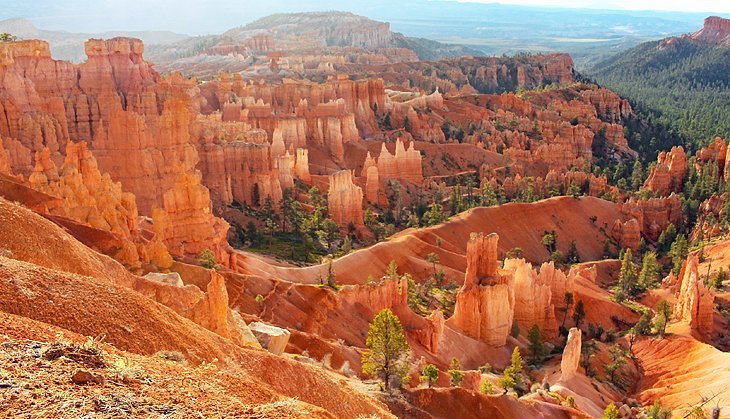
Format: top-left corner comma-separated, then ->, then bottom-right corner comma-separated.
2,0 -> 727,35
453,0 -> 730,13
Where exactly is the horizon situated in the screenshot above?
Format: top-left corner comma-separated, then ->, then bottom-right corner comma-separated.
445,0 -> 730,14
1,1 -> 728,36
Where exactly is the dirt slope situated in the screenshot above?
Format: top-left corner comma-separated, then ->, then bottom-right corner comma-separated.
239,196 -> 628,285
633,334 -> 730,416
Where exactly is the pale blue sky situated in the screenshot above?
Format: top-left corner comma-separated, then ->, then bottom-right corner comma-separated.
449,0 -> 730,13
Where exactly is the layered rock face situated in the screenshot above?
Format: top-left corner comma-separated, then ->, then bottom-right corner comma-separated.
196,137 -> 283,207
345,54 -> 574,95
451,233 -> 515,346
327,170 -> 364,228
674,254 -> 715,335
622,194 -> 683,242
0,138 -> 11,175
644,146 -> 688,196
560,327 -> 582,381
152,171 -> 233,266
200,73 -> 385,143
0,38 -> 203,215
690,16 -> 730,46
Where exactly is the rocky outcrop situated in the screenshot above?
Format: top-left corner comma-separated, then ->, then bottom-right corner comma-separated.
644,146 -> 687,196
133,270 -> 260,348
327,170 -> 364,229
622,194 -> 683,242
451,233 -> 515,346
294,148 -> 311,183
539,261 -> 576,308
415,310 -> 445,354
674,254 -> 715,335
28,141 -> 171,268
611,218 -> 641,251
560,327 -> 581,381
0,38 -> 209,219
450,233 -> 575,345
690,16 -> 730,46
196,137 -> 283,207
375,138 -> 423,184
345,54 -> 573,95
504,258 -> 558,338
0,138 -> 11,175
364,165 -> 384,205
152,171 -> 232,267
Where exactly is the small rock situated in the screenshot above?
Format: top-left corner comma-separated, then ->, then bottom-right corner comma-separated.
618,403 -> 632,418
71,369 -> 105,385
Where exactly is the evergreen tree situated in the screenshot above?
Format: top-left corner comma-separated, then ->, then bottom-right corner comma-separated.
561,292 -> 574,328
655,300 -> 672,337
497,347 -> 523,394
566,240 -> 581,264
361,309 -> 411,390
618,248 -> 638,297
420,364 -> 439,388
573,300 -> 586,328
638,251 -> 659,291
670,235 -> 689,277
448,357 -> 463,386
527,324 -> 545,365
426,252 -> 440,278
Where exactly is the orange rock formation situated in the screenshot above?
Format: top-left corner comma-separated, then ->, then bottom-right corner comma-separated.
644,146 -> 687,196
451,233 -> 515,346
152,171 -> 233,266
560,327 -> 582,380
674,254 -> 715,335
327,169 -> 364,229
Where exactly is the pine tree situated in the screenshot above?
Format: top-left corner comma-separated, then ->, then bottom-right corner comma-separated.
638,251 -> 659,291
670,235 -> 689,277
361,309 -> 411,390
426,252 -> 440,278
573,300 -> 586,328
420,364 -> 439,388
567,240 -> 580,264
619,248 -> 638,297
448,357 -> 463,386
527,324 -> 545,365
655,300 -> 672,337
561,292 -> 574,329
498,346 -> 523,393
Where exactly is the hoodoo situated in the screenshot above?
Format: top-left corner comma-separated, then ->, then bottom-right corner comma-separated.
560,328 -> 582,381
451,233 -> 515,346
2,8 -> 729,418
674,254 -> 715,335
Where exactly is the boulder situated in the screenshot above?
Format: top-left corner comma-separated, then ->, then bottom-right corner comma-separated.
249,322 -> 291,355
143,272 -> 184,287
